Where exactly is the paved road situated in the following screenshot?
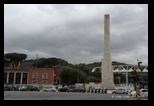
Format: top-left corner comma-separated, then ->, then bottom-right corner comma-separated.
4,91 -> 148,100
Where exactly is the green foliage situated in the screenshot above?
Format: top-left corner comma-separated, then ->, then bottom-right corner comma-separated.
86,76 -> 101,83
112,61 -> 128,65
33,57 -> 69,68
59,66 -> 72,85
60,66 -> 87,85
4,52 -> 27,67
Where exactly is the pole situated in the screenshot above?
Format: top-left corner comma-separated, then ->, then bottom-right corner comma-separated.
36,54 -> 38,70
136,60 -> 141,100
126,66 -> 128,86
136,82 -> 139,100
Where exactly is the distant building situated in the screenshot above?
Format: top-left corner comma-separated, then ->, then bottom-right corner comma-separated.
4,62 -> 62,85
92,65 -> 148,89
53,66 -> 61,85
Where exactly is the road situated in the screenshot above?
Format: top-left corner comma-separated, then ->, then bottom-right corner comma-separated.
4,91 -> 148,100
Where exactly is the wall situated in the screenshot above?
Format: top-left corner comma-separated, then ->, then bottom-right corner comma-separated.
27,68 -> 54,84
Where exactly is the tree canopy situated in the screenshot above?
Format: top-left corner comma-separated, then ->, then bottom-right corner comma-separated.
4,53 -> 27,67
60,66 -> 87,85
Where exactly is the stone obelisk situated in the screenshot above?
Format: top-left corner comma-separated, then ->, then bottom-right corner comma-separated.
101,14 -> 115,89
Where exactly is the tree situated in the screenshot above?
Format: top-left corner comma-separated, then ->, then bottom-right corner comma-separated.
60,66 -> 72,85
32,57 -> 69,68
60,66 -> 87,85
4,53 -> 27,67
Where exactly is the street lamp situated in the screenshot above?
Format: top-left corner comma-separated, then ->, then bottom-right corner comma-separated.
36,54 -> 38,70
135,59 -> 142,100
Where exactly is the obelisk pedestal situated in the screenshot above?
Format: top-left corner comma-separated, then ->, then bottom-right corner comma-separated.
101,14 -> 115,89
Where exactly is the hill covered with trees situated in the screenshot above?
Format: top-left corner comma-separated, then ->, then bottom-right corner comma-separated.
4,52 -> 129,85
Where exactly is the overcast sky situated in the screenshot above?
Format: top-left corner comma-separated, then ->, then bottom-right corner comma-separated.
4,4 -> 148,65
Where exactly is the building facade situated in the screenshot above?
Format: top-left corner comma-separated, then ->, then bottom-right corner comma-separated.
53,66 -> 61,85
4,66 -> 61,85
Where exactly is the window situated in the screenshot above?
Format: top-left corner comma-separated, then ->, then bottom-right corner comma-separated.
32,80 -> 38,84
41,80 -> 47,84
54,79 -> 57,84
4,73 -> 7,84
15,73 -> 21,84
22,73 -> 28,84
33,73 -> 38,78
9,73 -> 14,84
42,73 -> 48,79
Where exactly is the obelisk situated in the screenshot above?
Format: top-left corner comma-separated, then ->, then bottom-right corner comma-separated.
101,14 -> 115,89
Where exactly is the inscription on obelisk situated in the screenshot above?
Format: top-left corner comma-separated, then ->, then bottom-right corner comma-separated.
101,14 -> 115,89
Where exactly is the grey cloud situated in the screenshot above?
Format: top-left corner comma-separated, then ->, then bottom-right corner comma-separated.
4,4 -> 148,65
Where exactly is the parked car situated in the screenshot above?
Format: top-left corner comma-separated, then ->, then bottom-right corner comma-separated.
130,89 -> 148,98
69,86 -> 86,92
67,85 -> 76,92
58,86 -> 69,92
31,85 -> 40,91
43,86 -> 58,92
19,85 -> 28,91
4,84 -> 13,91
112,88 -> 128,94
19,85 -> 40,91
140,89 -> 148,98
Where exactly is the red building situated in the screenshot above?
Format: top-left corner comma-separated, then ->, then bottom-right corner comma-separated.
4,66 -> 61,85
27,68 -> 54,84
53,66 -> 61,85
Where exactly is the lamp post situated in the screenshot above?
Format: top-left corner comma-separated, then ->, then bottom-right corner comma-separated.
125,65 -> 129,88
136,60 -> 142,100
36,54 -> 38,70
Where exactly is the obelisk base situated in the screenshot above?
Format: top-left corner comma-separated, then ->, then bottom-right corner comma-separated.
101,73 -> 115,89
101,56 -> 115,90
